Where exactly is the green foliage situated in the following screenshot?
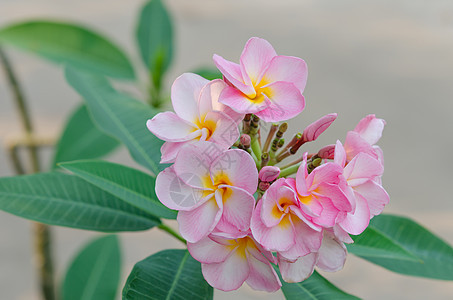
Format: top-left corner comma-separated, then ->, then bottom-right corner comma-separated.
348,214 -> 453,280
62,235 -> 121,300
60,160 -> 176,219
277,269 -> 360,300
0,21 -> 134,79
192,68 -> 223,80
122,249 -> 213,300
65,68 -> 165,175
0,172 -> 160,231
52,104 -> 119,169
136,0 -> 173,82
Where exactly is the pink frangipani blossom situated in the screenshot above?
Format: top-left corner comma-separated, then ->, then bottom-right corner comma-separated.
213,37 -> 307,122
147,73 -> 242,163
155,142 -> 257,243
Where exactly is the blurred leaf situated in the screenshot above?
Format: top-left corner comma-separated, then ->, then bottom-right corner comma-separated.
0,21 -> 135,79
349,214 -> 453,280
62,235 -> 121,300
192,68 -> 223,80
122,249 -> 213,300
0,172 -> 160,231
277,269 -> 359,300
65,68 -> 165,175
52,104 -> 119,169
60,160 -> 176,219
136,0 -> 173,79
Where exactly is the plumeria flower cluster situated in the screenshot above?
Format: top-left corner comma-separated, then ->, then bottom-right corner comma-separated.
147,37 -> 389,292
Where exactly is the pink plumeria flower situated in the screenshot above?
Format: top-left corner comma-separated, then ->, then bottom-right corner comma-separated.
188,230 -> 281,292
334,141 -> 389,235
278,230 -> 347,282
147,73 -> 242,163
291,153 -> 352,229
155,142 -> 257,243
344,114 -> 386,163
213,37 -> 307,122
251,178 -> 323,261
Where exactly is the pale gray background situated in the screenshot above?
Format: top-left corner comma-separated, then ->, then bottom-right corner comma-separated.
1,0 -> 453,299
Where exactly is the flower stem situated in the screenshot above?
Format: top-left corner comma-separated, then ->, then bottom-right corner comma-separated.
158,223 -> 186,244
0,47 -> 55,300
279,162 -> 301,178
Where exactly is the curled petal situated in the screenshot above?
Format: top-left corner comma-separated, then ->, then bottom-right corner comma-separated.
278,253 -> 317,283
316,231 -> 347,272
171,73 -> 208,123
354,114 -> 386,145
344,152 -> 384,186
216,186 -> 255,232
213,54 -> 255,96
246,251 -> 282,292
160,141 -> 188,164
339,193 -> 370,235
219,85 -> 269,114
204,111 -> 240,148
353,180 -> 389,217
344,131 -> 378,161
187,235 -> 232,264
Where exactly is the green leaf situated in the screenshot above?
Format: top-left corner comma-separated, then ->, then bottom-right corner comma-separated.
349,214 -> 453,280
136,0 -> 173,77
0,21 -> 135,79
62,235 -> 121,300
347,226 -> 420,262
192,68 -> 223,81
277,269 -> 359,300
0,172 -> 160,231
52,104 -> 120,169
60,160 -> 176,219
122,249 -> 213,300
65,68 -> 165,175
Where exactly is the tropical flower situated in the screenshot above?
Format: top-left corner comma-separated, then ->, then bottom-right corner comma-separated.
147,73 -> 241,163
213,37 -> 307,122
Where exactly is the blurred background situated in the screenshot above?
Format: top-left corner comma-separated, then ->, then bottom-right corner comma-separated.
1,0 -> 453,299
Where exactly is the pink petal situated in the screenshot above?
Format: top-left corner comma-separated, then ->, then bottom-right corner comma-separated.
344,152 -> 383,186
262,55 -> 308,92
246,251 -> 282,292
173,142 -> 222,189
295,158 -> 309,196
353,180 -> 389,217
255,81 -> 305,122
310,196 -> 340,228
302,113 -> 337,143
198,79 -> 244,123
171,73 -> 208,123
344,131 -> 378,162
146,112 -> 200,142
216,186 -> 255,232
155,166 -> 205,211
219,85 -> 269,114
204,111 -> 240,148
160,140 -> 197,164
239,37 -> 277,85
251,201 -> 295,252
316,231 -> 347,272
308,162 -> 343,190
177,197 -> 222,243
202,249 -> 250,291
187,235 -> 232,264
213,54 -> 255,96
278,253 -> 317,283
333,225 -> 354,244
339,193 -> 370,235
261,180 -> 297,227
334,140 -> 347,167
209,149 -> 258,194
314,182 -> 351,212
354,114 -> 386,145
278,218 -> 322,261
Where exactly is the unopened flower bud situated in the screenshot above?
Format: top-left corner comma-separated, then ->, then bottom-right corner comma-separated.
258,181 -> 271,191
240,134 -> 251,147
303,113 -> 337,142
317,144 -> 335,159
259,166 -> 280,182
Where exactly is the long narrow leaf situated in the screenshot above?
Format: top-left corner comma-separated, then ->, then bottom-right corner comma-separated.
65,68 -> 165,175
0,172 -> 160,231
60,160 -> 176,219
0,21 -> 135,79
